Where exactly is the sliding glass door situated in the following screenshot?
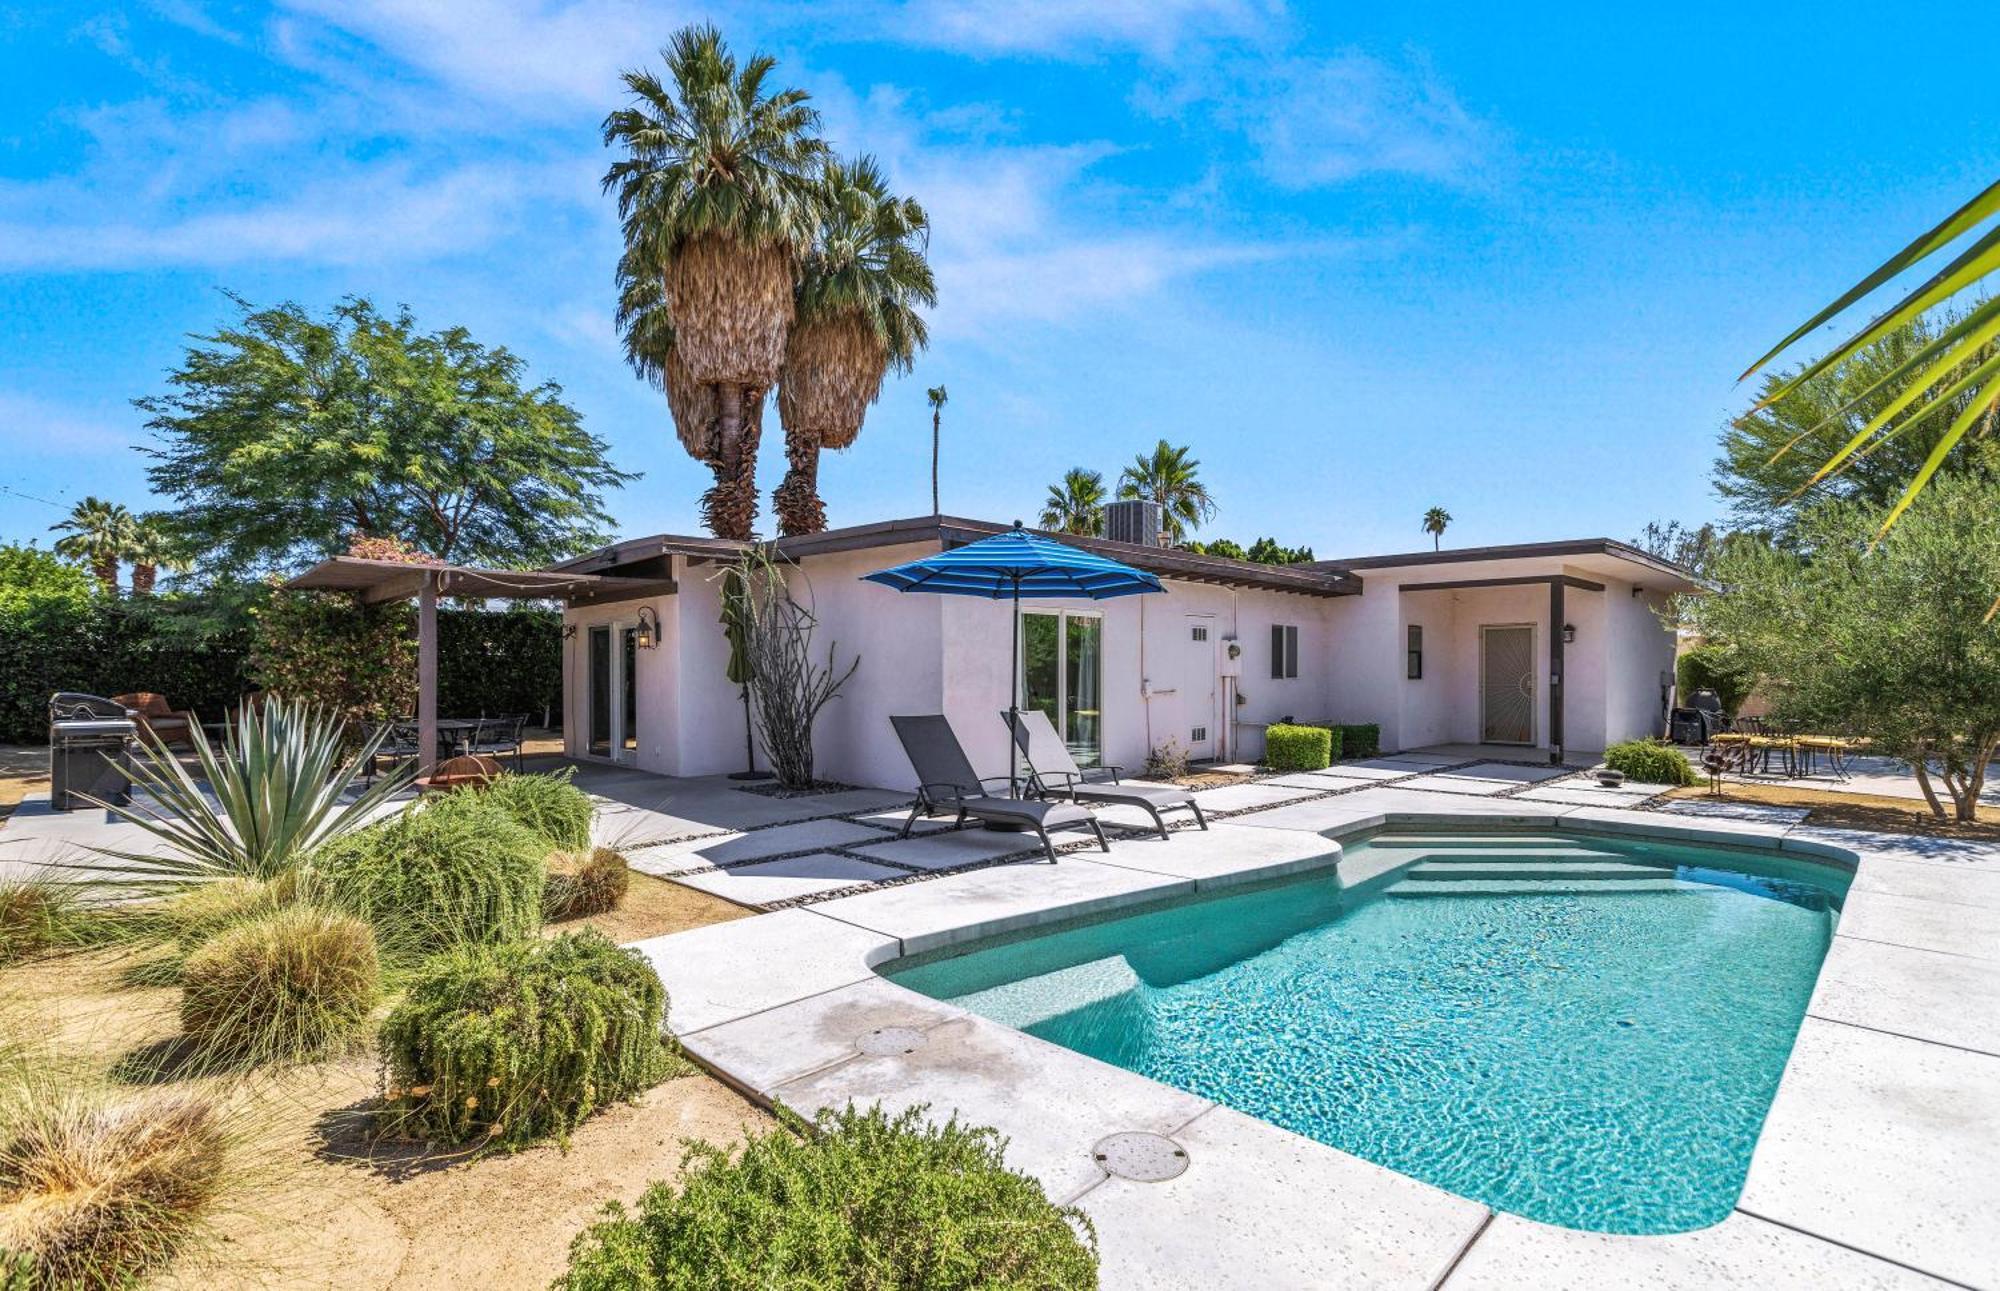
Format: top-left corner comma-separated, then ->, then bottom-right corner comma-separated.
586,622 -> 641,762
1021,611 -> 1103,768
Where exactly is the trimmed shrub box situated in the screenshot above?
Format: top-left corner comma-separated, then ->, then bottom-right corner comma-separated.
311,793 -> 545,955
556,1104 -> 1099,1291
1336,723 -> 1381,759
479,770 -> 594,852
1264,723 -> 1332,772
377,930 -> 668,1150
1605,738 -> 1697,786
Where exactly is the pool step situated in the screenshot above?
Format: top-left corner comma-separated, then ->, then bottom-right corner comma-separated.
1404,860 -> 1675,883
1402,846 -> 1634,865
1386,877 -> 1689,899
1372,834 -> 1578,850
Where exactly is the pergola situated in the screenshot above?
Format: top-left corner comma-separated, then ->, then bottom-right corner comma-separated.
283,556 -> 674,771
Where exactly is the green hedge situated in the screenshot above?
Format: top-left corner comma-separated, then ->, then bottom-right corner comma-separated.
1676,645 -> 1755,717
1336,723 -> 1380,758
378,930 -> 668,1149
0,589 -> 560,743
555,1104 -> 1099,1291
1265,724 -> 1332,772
1605,739 -> 1696,786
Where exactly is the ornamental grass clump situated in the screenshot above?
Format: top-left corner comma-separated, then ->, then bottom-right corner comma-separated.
310,793 -> 544,956
179,906 -> 381,1064
0,880 -> 84,965
555,1104 -> 1099,1291
478,770 -> 595,851
543,848 -> 631,922
1605,738 -> 1698,787
0,1087 -> 226,1289
376,930 -> 668,1150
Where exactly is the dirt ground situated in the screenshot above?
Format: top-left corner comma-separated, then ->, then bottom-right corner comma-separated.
1664,781 -> 2000,841
0,745 -> 45,821
549,870 -> 751,943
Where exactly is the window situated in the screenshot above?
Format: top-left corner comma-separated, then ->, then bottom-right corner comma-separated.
1407,624 -> 1424,680
1270,624 -> 1299,679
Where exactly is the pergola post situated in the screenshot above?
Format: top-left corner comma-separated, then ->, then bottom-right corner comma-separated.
418,570 -> 438,775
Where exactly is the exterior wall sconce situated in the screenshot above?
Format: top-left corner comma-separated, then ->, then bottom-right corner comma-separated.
635,606 -> 660,649
560,623 -> 577,641
1562,623 -> 1577,644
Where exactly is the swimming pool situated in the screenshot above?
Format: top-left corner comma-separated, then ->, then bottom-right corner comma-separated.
884,829 -> 1849,1234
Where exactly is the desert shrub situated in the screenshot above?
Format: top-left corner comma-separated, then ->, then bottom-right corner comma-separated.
556,1104 -> 1099,1291
544,848 -> 631,922
1143,738 -> 1190,780
478,770 -> 593,851
1676,644 -> 1755,717
0,881 -> 84,965
311,794 -> 544,955
377,930 -> 667,1150
1336,723 -> 1380,758
1605,738 -> 1697,786
0,1089 -> 226,1289
179,906 -> 381,1063
1264,723 -> 1332,772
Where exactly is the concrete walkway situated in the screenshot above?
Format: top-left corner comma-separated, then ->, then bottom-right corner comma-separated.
631,785 -> 2000,1289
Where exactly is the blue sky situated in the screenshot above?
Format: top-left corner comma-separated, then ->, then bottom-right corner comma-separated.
3,1 -> 1996,563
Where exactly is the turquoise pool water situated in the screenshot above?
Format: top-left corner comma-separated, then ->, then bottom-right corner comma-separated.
885,831 -> 1848,1234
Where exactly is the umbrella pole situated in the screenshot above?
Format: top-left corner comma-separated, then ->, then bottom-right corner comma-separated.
1008,577 -> 1021,799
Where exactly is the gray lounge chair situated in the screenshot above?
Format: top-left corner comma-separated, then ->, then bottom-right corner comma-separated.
1004,709 -> 1207,840
890,714 -> 1109,864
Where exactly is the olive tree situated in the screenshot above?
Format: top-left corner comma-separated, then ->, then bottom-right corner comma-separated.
1680,475 -> 2000,821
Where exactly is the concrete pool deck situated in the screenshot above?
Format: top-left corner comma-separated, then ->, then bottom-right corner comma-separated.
630,793 -> 2000,1290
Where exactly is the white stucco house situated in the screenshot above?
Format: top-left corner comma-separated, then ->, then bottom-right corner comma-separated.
545,511 -> 1700,790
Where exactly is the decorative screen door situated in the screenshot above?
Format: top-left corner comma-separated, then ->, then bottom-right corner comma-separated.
1480,624 -> 1536,745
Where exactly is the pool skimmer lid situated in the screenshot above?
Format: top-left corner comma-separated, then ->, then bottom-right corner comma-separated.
856,1026 -> 927,1057
1092,1132 -> 1189,1182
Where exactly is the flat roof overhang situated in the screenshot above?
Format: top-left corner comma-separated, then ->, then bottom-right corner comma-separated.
285,556 -> 676,607
554,515 -> 1361,599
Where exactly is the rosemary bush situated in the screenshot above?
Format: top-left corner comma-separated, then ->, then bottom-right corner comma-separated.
376,930 -> 668,1150
477,770 -> 594,851
556,1104 -> 1099,1291
310,793 -> 544,955
1605,738 -> 1697,786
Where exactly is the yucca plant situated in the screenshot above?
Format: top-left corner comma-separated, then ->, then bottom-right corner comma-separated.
1744,178 -> 2000,542
76,697 -> 414,885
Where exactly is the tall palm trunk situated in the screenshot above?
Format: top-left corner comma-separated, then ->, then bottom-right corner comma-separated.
931,407 -> 940,515
131,562 -> 157,596
91,556 -> 118,594
703,385 -> 765,540
773,429 -> 826,536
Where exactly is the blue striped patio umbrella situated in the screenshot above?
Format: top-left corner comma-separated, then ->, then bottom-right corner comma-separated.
862,522 -> 1164,795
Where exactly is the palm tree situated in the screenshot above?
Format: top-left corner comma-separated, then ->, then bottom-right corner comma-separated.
774,156 -> 935,536
123,515 -> 185,596
927,385 -> 948,516
602,24 -> 827,540
50,497 -> 134,593
1741,178 -> 2000,540
1040,468 -> 1106,536
1116,440 -> 1216,543
1422,506 -> 1451,550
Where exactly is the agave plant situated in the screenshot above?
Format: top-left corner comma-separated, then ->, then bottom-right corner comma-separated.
75,697 -> 414,884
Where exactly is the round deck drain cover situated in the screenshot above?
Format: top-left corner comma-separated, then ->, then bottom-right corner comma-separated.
856,1026 -> 927,1057
1092,1132 -> 1189,1182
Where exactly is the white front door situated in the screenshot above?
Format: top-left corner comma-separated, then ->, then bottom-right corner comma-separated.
1481,624 -> 1536,745
1184,616 -> 1218,761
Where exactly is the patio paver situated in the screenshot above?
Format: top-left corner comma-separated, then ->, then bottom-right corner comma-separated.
848,823 -> 1055,870
668,852 -> 907,905
1834,887 -> 2000,962
1184,781 -> 1323,813
1075,1104 -> 1488,1290
628,908 -> 894,1034
1738,1017 -> 2000,1288
679,976 -> 967,1095
1080,821 -> 1341,888
633,817 -> 888,872
1807,935 -> 2000,1055
1389,773 -> 1516,797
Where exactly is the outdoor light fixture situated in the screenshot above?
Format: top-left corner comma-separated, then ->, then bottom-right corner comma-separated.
1562,623 -> 1577,644
635,606 -> 660,649
560,624 -> 577,641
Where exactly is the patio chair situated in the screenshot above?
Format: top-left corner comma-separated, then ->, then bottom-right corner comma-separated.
889,714 -> 1109,864
368,719 -> 426,782
467,713 -> 528,770
1004,708 -> 1206,840
111,692 -> 197,748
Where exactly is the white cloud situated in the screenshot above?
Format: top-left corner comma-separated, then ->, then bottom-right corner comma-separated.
273,0 -> 678,112
886,0 -> 1277,59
